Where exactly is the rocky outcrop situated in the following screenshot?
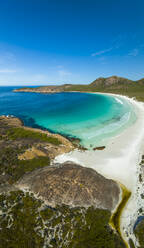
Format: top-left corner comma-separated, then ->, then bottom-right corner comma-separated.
93,146 -> 105,150
14,84 -> 72,93
0,115 -> 23,127
17,161 -> 121,211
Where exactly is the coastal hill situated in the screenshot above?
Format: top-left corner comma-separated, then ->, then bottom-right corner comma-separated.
0,116 -> 120,211
90,76 -> 133,86
0,115 -> 125,247
14,75 -> 144,101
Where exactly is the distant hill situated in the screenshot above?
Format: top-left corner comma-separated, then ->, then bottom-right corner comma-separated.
137,78 -> 144,85
90,76 -> 133,87
66,76 -> 144,101
14,76 -> 144,101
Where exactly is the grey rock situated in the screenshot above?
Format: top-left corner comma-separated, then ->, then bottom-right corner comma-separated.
17,161 -> 120,211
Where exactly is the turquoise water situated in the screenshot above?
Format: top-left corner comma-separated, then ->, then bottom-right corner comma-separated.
0,87 -> 136,149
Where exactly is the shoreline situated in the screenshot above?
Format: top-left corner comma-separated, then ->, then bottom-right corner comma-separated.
11,89 -> 144,246
54,93 -> 144,247
109,183 -> 131,248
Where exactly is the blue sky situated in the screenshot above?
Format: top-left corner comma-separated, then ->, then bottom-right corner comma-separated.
0,0 -> 144,85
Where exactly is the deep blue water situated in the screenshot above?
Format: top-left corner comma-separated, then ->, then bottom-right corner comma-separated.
0,87 -> 136,148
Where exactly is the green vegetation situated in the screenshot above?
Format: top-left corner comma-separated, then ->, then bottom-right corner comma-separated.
68,207 -> 125,248
66,83 -> 144,102
110,184 -> 131,247
0,118 -> 64,184
0,191 -> 44,248
0,191 -> 125,248
139,155 -> 144,166
7,127 -> 61,145
0,146 -> 50,183
129,238 -> 135,248
134,219 -> 144,248
14,156 -> 50,182
40,206 -> 54,220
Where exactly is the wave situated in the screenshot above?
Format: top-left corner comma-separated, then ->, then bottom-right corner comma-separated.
84,112 -> 131,140
115,97 -> 124,105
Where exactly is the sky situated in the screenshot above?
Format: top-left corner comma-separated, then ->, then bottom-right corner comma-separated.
0,0 -> 144,85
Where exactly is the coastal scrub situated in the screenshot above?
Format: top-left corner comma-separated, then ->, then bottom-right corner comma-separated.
0,191 -> 125,248
7,127 -> 61,145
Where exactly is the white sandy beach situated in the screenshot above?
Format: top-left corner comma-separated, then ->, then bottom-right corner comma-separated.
54,94 -> 144,247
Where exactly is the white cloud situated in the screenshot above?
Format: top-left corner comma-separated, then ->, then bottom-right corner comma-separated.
91,47 -> 113,57
57,65 -> 63,69
0,69 -> 16,73
58,69 -> 72,77
57,69 -> 72,83
0,52 -> 16,65
128,48 -> 139,57
30,74 -> 47,82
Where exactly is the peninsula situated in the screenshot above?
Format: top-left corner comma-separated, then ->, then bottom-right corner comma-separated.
14,76 -> 144,101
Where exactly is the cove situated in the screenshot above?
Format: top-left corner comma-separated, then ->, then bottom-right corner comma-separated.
0,87 -> 136,149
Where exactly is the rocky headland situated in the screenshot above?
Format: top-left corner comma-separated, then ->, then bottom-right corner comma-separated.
13,84 -> 72,93
0,115 -> 121,212
14,76 -> 144,101
0,114 -> 125,247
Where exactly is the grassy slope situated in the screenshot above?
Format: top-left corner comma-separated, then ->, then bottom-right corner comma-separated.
0,142 -> 50,184
7,127 -> 61,145
66,83 -> 144,102
0,125 -> 63,183
0,118 -> 126,247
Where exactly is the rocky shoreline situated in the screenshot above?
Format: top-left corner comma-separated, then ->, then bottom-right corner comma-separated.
0,114 -> 126,247
13,84 -> 70,94
0,115 -> 121,211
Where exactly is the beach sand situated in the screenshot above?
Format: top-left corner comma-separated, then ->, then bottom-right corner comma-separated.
54,94 -> 144,247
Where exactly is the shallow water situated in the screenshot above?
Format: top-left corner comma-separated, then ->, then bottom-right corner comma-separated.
0,87 -> 136,149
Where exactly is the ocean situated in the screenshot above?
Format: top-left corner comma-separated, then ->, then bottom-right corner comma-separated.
0,86 -> 136,149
